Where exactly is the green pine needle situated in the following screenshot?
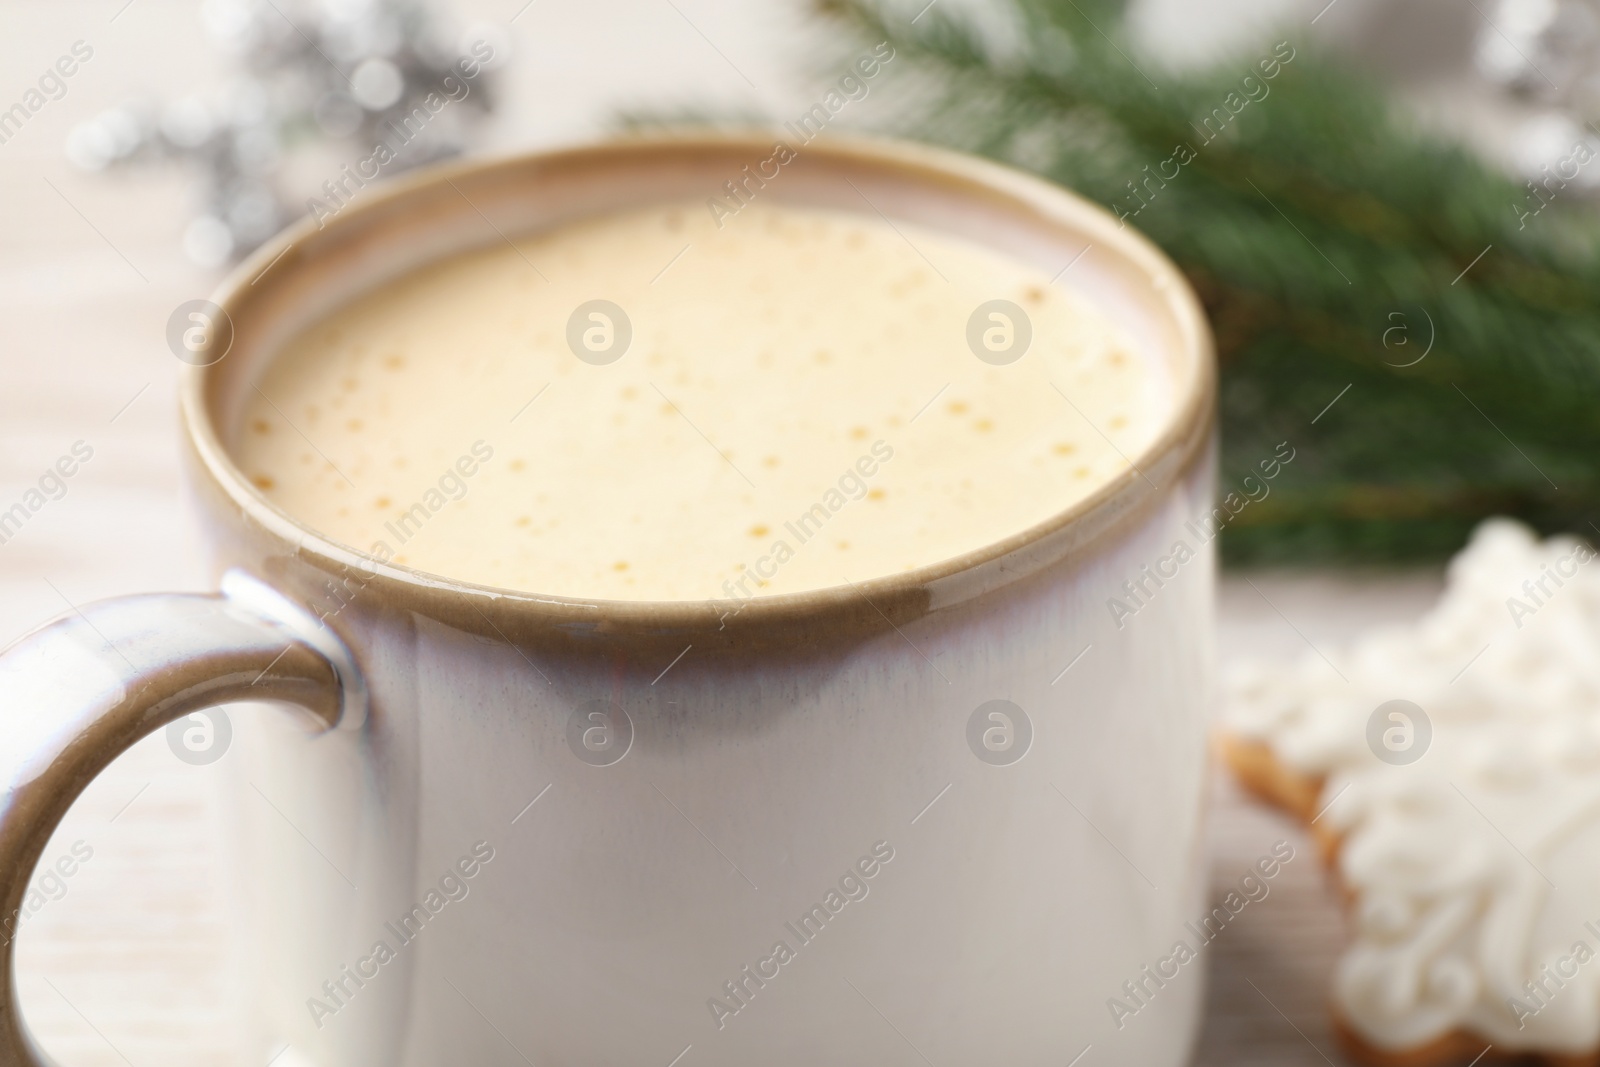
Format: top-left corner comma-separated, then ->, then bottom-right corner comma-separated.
811,0 -> 1600,562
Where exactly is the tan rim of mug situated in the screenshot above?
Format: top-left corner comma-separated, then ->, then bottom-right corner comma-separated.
179,130 -> 1216,655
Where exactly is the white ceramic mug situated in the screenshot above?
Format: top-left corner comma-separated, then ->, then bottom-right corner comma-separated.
0,133 -> 1215,1067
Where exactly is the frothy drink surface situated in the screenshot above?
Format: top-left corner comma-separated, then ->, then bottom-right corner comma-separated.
237,201 -> 1164,601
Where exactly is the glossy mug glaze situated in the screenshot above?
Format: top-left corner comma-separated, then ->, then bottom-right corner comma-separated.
0,133 -> 1215,1067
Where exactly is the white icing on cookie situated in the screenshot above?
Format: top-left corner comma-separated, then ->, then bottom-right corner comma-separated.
1226,519 -> 1600,1053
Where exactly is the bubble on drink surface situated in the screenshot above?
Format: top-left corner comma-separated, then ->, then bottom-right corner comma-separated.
566,698 -> 634,766
965,300 -> 1031,365
566,300 -> 632,365
1366,699 -> 1431,765
166,709 -> 233,766
966,699 -> 1032,766
167,299 -> 234,366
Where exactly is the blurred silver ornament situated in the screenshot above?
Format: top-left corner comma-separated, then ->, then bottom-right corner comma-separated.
1476,0 -> 1600,103
68,0 -> 503,266
1474,0 -> 1600,194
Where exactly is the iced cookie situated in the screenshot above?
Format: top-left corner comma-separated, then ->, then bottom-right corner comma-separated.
1222,519 -> 1600,1066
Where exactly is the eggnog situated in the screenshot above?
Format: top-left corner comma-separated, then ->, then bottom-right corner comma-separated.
236,200 -> 1163,600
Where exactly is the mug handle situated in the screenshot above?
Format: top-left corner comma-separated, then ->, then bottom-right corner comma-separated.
0,572 -> 359,1067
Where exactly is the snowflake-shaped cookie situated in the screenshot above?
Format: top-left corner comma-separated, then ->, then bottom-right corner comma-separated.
1225,519 -> 1600,1060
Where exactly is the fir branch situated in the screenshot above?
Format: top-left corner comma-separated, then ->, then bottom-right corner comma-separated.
816,0 -> 1600,561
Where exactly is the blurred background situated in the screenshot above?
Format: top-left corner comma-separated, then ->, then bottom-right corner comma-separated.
2,0 -> 1595,1062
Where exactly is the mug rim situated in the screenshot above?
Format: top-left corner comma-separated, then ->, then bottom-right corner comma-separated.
180,130 -> 1215,642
